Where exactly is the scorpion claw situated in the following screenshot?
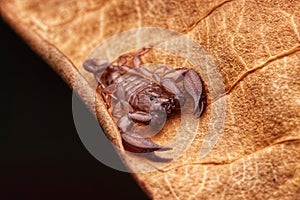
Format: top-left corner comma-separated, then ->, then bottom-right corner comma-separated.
183,69 -> 205,118
83,58 -> 109,74
122,132 -> 172,153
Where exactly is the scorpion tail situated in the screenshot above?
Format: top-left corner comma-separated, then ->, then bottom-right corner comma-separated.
122,132 -> 172,153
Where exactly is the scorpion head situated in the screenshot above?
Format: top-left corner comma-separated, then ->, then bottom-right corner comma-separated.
136,83 -> 181,115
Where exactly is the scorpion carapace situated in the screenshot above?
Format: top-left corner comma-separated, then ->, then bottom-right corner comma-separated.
83,47 -> 206,162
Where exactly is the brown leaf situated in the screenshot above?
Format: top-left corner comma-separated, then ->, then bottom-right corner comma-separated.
1,0 -> 299,199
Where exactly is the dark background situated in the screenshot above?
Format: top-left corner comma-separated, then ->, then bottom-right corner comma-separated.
0,19 -> 148,199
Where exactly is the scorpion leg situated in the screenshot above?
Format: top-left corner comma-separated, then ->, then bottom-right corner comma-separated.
102,83 -> 117,94
151,65 -> 172,82
117,54 -> 132,67
161,78 -> 186,106
99,83 -> 119,108
133,65 -> 172,83
118,115 -> 134,132
113,100 -> 133,119
116,46 -> 152,68
111,84 -> 132,118
163,68 -> 189,82
133,47 -> 152,68
154,65 -> 172,75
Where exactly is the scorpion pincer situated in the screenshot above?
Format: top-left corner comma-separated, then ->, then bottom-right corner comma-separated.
83,47 -> 206,162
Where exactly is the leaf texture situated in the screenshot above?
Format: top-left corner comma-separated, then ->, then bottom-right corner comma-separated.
1,0 -> 299,199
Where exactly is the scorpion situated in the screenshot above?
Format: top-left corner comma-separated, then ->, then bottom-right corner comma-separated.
83,47 -> 206,162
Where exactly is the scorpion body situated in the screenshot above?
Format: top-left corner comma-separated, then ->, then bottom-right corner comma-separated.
83,47 -> 206,161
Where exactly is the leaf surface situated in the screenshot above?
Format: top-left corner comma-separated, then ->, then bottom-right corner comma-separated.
1,0 -> 299,199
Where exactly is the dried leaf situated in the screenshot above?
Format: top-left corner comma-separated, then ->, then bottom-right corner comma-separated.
1,0 -> 299,199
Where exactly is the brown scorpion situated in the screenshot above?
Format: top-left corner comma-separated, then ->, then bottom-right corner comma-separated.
83,47 -> 206,162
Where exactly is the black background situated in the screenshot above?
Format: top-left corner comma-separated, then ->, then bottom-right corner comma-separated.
0,18 -> 148,199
